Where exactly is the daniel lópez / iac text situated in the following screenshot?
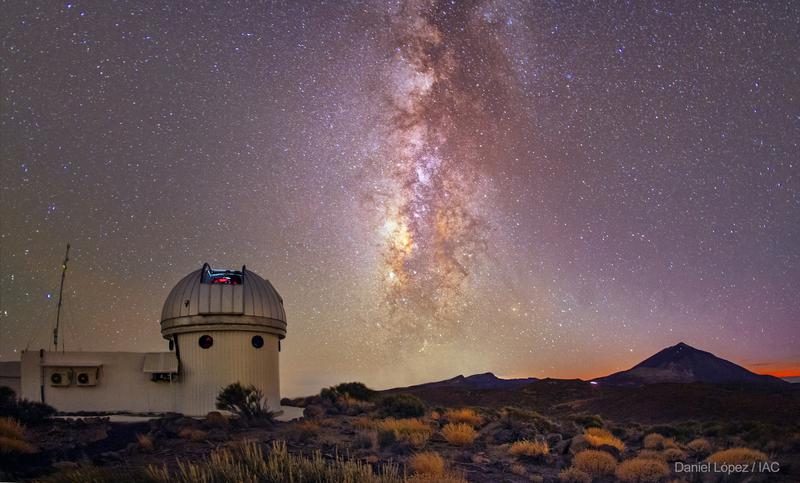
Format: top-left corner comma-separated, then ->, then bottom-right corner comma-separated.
675,460 -> 781,476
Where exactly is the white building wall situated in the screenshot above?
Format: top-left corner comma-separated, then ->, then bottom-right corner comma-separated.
176,331 -> 280,416
20,351 -> 176,413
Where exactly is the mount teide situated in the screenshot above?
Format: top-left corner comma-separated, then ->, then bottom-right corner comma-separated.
593,342 -> 787,386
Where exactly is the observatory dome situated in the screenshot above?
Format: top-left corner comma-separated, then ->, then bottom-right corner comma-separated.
160,263 -> 286,339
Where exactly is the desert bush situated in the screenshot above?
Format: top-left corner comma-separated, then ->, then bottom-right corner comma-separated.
584,427 -> 625,452
147,439 -> 404,483
558,466 -> 592,483
352,430 -> 378,450
409,451 -> 445,476
572,449 -> 617,477
136,433 -> 155,452
686,438 -> 712,455
707,447 -> 768,466
502,407 -> 558,432
376,418 -> 432,449
637,449 -> 667,461
615,457 -> 670,482
216,382 -> 273,421
177,428 -> 207,441
662,447 -> 686,462
509,439 -> 549,459
509,463 -> 526,476
573,414 -> 604,429
0,416 -> 35,454
204,411 -> 228,427
444,408 -> 482,427
290,420 -> 321,443
442,423 -> 477,446
377,393 -> 426,418
643,433 -> 666,449
334,382 -> 376,401
0,397 -> 56,425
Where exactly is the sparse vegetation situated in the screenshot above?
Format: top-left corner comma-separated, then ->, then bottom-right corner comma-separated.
0,397 -> 56,425
662,447 -> 686,462
177,428 -> 207,441
614,457 -> 670,482
572,449 -> 617,477
442,423 -> 477,446
290,420 -> 321,442
376,418 -> 432,448
147,440 -> 403,483
686,437 -> 712,455
573,414 -> 604,429
216,382 -> 274,421
378,393 -> 426,418
443,408 -> 482,426
508,439 -> 549,459
409,451 -> 445,476
558,466 -> 592,483
136,433 -> 155,452
707,447 -> 768,466
584,427 -> 625,452
642,433 -> 666,449
0,416 -> 34,454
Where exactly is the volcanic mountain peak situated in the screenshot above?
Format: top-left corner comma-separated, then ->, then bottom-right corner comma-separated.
595,342 -> 787,386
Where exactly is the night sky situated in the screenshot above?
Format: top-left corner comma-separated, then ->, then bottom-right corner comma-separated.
2,1 -> 798,396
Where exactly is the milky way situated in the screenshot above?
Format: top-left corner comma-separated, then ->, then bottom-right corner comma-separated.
2,1 -> 799,394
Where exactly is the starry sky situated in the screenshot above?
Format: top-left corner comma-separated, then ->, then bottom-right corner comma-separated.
2,1 -> 799,396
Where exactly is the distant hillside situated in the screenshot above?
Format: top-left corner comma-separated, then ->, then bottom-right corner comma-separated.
395,372 -> 538,391
593,342 -> 788,386
784,376 -> 800,384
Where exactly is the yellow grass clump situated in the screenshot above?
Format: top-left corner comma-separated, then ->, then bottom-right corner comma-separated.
0,417 -> 34,455
686,438 -> 712,455
662,447 -> 686,462
509,439 -> 549,459
377,418 -> 432,448
572,449 -> 617,477
409,451 -> 445,476
558,466 -> 592,483
584,427 -> 625,452
615,457 -> 670,482
443,408 -> 483,426
707,447 -> 768,466
637,449 -> 667,461
136,433 -> 154,451
441,423 -> 477,446
642,433 -> 665,449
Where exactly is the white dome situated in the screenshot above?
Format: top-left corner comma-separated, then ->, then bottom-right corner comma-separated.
160,264 -> 286,339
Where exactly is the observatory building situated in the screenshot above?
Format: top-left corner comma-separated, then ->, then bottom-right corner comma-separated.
13,264 -> 287,416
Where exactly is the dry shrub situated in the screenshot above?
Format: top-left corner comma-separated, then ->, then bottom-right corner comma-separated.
442,423 -> 477,446
643,433 -> 666,449
205,411 -> 228,427
377,418 -> 432,448
291,420 -> 320,442
443,408 -> 482,427
352,430 -> 378,450
509,463 -> 526,476
637,449 -> 667,461
409,451 -> 445,476
0,417 -> 33,455
353,416 -> 374,430
430,410 -> 441,421
584,427 -> 625,452
558,466 -> 592,483
662,447 -> 686,462
686,438 -> 712,455
572,449 -> 617,477
407,474 -> 466,483
136,433 -> 154,451
615,457 -> 670,482
707,447 -> 768,466
178,428 -> 208,441
509,439 -> 549,459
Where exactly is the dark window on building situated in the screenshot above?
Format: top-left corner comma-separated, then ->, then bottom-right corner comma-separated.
201,266 -> 243,285
199,335 -> 214,349
252,335 -> 264,348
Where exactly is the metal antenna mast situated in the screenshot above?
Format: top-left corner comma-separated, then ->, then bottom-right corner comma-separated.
53,243 -> 70,352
